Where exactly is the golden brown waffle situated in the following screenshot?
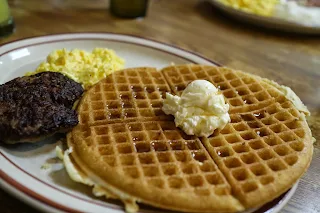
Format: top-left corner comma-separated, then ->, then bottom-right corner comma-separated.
68,65 -> 313,212
68,121 -> 243,212
162,65 -> 313,209
77,67 -> 172,125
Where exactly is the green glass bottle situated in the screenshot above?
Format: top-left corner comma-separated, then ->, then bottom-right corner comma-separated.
110,0 -> 149,18
0,0 -> 14,38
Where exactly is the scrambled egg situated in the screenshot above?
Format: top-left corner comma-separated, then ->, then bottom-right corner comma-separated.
217,0 -> 279,16
26,48 -> 125,89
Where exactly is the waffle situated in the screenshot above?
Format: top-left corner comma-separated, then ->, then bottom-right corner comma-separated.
67,65 -> 313,212
162,65 -> 313,209
77,67 -> 172,126
68,121 -> 243,212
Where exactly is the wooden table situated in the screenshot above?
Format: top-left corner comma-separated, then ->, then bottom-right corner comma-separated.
1,0 -> 319,212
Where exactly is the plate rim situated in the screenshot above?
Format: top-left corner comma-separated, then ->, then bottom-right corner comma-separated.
0,171 -> 64,213
0,32 -> 297,213
0,32 -> 221,66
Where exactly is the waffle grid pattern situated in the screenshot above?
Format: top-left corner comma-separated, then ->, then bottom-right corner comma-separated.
162,65 -> 309,206
77,121 -> 233,197
78,68 -> 172,125
70,65 -> 312,212
162,65 -> 287,114
205,102 -> 305,195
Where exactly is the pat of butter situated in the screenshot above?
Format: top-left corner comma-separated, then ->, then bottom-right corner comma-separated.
162,80 -> 230,137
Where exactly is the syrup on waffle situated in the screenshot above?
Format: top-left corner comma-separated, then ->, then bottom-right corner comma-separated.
68,121 -> 243,212
77,67 -> 172,126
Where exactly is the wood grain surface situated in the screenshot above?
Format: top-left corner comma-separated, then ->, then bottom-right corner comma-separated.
1,0 -> 319,212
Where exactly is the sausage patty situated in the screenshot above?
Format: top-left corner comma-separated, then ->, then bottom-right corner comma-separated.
0,72 -> 84,143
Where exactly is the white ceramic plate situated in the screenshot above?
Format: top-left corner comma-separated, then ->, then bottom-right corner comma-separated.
0,33 -> 298,213
209,0 -> 320,34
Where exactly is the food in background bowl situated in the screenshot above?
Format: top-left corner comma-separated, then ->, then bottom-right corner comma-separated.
216,0 -> 280,16
216,0 -> 320,27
